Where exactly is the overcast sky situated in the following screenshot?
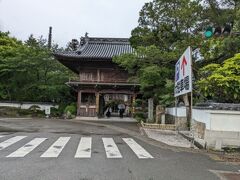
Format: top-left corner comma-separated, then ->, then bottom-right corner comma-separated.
0,0 -> 149,47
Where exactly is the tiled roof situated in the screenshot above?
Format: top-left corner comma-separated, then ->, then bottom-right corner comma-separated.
54,36 -> 134,60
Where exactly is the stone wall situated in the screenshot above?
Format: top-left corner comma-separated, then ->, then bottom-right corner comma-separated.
166,106 -> 240,149
165,114 -> 188,131
193,120 -> 205,139
205,130 -> 240,148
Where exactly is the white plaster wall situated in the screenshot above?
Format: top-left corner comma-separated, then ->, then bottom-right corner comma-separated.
210,111 -> 240,132
166,107 -> 240,132
0,103 -> 20,108
166,107 -> 186,117
0,102 -> 58,111
166,107 -> 240,148
20,104 -> 55,111
192,109 -> 211,129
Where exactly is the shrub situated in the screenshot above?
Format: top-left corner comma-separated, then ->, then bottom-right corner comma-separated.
133,112 -> 147,122
18,108 -> 44,117
197,53 -> 240,103
64,103 -> 77,119
51,107 -> 61,117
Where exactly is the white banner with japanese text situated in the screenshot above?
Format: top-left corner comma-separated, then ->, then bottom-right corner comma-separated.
174,46 -> 192,97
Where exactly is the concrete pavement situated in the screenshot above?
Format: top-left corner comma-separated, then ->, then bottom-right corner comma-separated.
0,117 -> 239,180
142,128 -> 194,148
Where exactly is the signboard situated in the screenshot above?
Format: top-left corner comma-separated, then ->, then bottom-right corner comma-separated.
45,107 -> 51,115
174,46 -> 192,97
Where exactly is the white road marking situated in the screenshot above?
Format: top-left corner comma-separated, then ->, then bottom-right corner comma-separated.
102,138 -> 122,158
41,137 -> 70,158
122,138 -> 153,159
0,136 -> 4,138
7,138 -> 47,157
75,137 -> 92,158
0,136 -> 27,150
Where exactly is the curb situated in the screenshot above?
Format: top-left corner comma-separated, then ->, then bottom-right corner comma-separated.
178,131 -> 204,149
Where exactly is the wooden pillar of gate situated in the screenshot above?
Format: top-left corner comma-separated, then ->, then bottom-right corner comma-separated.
132,94 -> 136,115
95,92 -> 100,117
77,91 -> 82,116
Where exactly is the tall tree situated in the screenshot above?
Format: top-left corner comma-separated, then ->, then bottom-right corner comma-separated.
114,0 -> 240,105
114,0 -> 203,106
130,0 -> 203,50
0,32 -> 76,103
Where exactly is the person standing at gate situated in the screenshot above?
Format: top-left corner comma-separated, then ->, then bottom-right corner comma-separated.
105,106 -> 112,118
118,103 -> 125,118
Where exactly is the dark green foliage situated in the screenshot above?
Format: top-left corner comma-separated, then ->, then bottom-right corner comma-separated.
133,112 -> 147,122
114,0 -> 240,105
114,0 -> 203,106
199,36 -> 240,65
0,32 -> 76,104
50,107 -> 62,117
133,99 -> 146,108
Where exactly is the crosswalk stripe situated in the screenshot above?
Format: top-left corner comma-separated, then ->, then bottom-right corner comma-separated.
122,138 -> 153,159
102,138 -> 122,158
41,137 -> 70,158
0,136 -> 27,150
7,138 -> 47,157
75,137 -> 92,158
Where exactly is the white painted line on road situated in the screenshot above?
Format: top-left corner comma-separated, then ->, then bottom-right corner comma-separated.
122,138 -> 153,159
75,137 -> 92,158
7,138 -> 47,157
102,138 -> 122,159
41,137 -> 70,158
0,136 -> 27,150
0,136 -> 4,138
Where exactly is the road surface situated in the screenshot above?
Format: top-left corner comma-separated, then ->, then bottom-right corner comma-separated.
0,118 -> 239,180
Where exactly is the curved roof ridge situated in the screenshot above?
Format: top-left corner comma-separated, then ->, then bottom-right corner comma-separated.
54,35 -> 134,60
88,37 -> 129,42
88,41 -> 130,45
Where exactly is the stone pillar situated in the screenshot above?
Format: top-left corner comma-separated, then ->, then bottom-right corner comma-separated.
148,98 -> 154,123
183,94 -> 191,130
161,114 -> 165,124
156,105 -> 165,124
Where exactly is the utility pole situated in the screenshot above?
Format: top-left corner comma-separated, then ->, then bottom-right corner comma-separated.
48,26 -> 52,49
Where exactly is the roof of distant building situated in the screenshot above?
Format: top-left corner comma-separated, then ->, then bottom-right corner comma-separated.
54,34 -> 134,60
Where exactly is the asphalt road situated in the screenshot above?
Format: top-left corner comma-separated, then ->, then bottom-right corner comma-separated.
0,118 -> 239,180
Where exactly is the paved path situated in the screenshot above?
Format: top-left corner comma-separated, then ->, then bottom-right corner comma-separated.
143,128 -> 194,148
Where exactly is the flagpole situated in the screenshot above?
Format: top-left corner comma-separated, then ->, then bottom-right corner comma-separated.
175,97 -> 178,132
